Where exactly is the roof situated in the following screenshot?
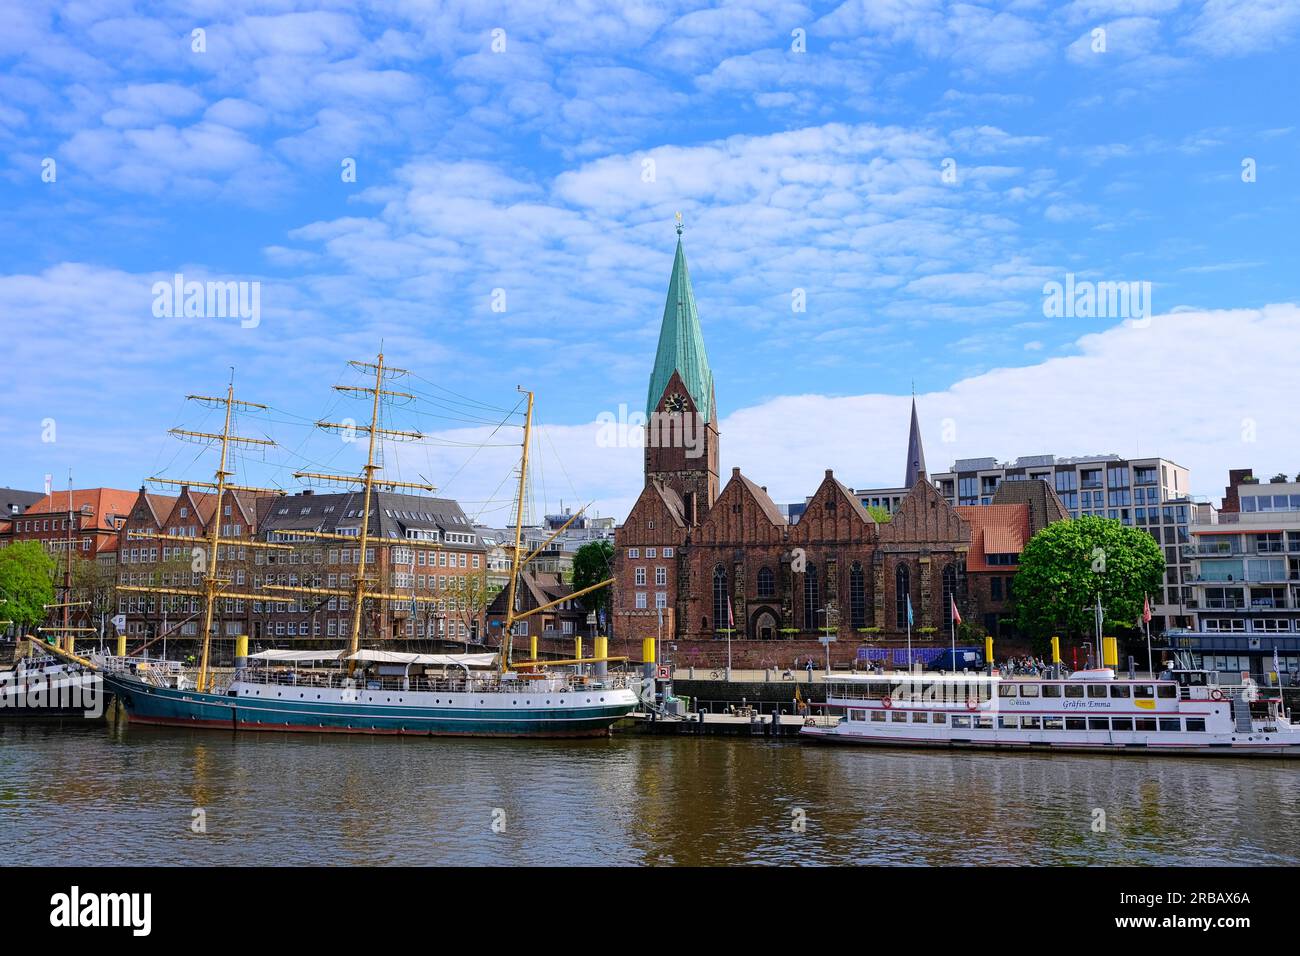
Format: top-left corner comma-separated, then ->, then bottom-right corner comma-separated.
736,472 -> 788,526
259,490 -> 485,549
647,236 -> 714,422
18,488 -> 139,531
989,478 -> 1070,533
955,503 -> 1030,571
0,488 -> 45,516
904,397 -> 926,487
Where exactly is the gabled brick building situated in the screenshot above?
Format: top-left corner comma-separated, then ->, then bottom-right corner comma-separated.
613,228 -> 1067,666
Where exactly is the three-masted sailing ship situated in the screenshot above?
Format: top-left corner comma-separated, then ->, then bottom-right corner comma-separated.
100,354 -> 639,736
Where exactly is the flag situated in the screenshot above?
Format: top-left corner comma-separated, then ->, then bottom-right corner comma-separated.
1142,594 -> 1151,625
727,596 -> 734,630
906,594 -> 914,627
951,595 -> 962,626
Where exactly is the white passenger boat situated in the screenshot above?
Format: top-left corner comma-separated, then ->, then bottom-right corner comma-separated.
801,663 -> 1300,757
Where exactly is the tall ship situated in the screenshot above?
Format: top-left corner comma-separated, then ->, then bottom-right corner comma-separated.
801,660 -> 1300,757
101,354 -> 638,736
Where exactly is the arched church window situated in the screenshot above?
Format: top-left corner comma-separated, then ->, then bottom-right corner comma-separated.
713,565 -> 729,635
803,563 -> 820,631
895,563 -> 911,629
849,562 -> 866,628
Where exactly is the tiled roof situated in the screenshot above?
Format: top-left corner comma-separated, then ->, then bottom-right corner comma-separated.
20,488 -> 138,531
956,503 -> 1030,571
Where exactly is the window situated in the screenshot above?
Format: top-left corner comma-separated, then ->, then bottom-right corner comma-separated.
635,567 -> 646,586
895,563 -> 910,629
942,563 -> 958,628
1020,716 -> 1041,729
1186,718 -> 1206,732
634,592 -> 647,609
1157,685 -> 1177,699
1066,717 -> 1086,730
1159,718 -> 1181,732
757,566 -> 775,598
655,566 -> 667,586
1019,684 -> 1040,697
1109,685 -> 1131,698
1041,685 -> 1061,698
952,715 -> 971,729
803,562 -> 819,631
912,711 -> 929,723
655,592 -> 667,609
932,713 -> 946,725
1135,718 -> 1157,731
891,711 -> 907,723
627,548 -> 639,559
1087,685 -> 1107,698
1044,716 -> 1064,730
1087,718 -> 1109,730
871,711 -> 887,723
1064,684 -> 1084,698
646,548 -> 656,558
663,547 -> 674,558
998,684 -> 1018,697
1111,717 -> 1134,731
713,565 -> 729,633
849,562 -> 866,627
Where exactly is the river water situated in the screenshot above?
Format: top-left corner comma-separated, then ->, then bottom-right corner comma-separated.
2,722 -> 1296,866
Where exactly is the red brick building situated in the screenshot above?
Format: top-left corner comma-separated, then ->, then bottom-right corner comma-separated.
613,230 -> 1066,666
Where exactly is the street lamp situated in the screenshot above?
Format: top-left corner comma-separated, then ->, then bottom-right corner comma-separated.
816,607 -> 835,676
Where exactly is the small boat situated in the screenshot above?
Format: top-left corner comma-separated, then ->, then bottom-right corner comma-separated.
801,660 -> 1300,757
0,640 -> 107,722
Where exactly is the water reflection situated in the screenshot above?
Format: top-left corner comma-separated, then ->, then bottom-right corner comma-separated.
1,724 -> 1296,866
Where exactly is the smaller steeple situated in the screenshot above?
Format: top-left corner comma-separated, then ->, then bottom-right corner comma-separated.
904,392 -> 927,487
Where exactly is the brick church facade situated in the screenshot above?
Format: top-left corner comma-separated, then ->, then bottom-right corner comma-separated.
612,228 -> 1066,667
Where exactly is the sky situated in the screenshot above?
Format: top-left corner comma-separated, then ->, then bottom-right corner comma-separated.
2,0 -> 1298,522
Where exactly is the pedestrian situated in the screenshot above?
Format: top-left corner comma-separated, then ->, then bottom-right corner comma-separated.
805,657 -> 814,681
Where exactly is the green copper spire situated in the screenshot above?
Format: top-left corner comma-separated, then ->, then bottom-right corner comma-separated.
647,220 -> 714,422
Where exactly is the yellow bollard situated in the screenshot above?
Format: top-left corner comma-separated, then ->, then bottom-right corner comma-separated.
574,636 -> 583,661
116,634 -> 127,657
1050,635 -> 1061,664
235,634 -> 249,659
1102,636 -> 1118,667
984,635 -> 994,667
594,636 -> 608,661
642,637 -> 656,665
530,635 -> 538,662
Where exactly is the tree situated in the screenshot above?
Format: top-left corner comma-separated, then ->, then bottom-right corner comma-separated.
866,505 -> 891,523
0,542 -> 57,634
571,540 -> 614,619
1013,516 -> 1164,642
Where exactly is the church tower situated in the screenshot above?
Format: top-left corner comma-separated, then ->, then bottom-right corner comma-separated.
645,217 -> 720,524
904,394 -> 927,487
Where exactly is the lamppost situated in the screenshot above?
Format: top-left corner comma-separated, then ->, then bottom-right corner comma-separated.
817,607 -> 835,676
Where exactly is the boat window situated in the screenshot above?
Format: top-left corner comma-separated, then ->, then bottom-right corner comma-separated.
932,712 -> 947,724
1109,685 -> 1131,698
1041,685 -> 1062,698
1020,716 -> 1041,729
1019,684 -> 1040,698
1186,718 -> 1206,732
1044,716 -> 1064,730
1157,685 -> 1177,699
1088,717 -> 1110,730
891,711 -> 908,723
999,716 -> 1017,729
1064,685 -> 1085,698
1159,718 -> 1181,732
1066,717 -> 1086,730
952,715 -> 971,729
1111,717 -> 1134,731
975,716 -> 994,729
998,684 -> 1018,697
1087,685 -> 1107,699
1133,684 -> 1154,699
912,711 -> 929,723
850,709 -> 866,722
1135,717 -> 1157,731
871,711 -> 887,723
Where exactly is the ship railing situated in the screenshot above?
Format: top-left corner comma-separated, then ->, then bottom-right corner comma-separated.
233,667 -> 633,696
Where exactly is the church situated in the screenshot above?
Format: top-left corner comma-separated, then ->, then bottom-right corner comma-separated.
612,226 -> 1067,667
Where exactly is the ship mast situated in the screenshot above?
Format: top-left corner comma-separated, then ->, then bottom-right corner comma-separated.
266,352 -> 442,668
500,389 -> 534,672
39,470 -> 93,650
119,381 -> 287,692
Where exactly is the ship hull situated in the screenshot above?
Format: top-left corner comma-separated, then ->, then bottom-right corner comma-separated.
0,671 -> 108,723
104,674 -> 637,738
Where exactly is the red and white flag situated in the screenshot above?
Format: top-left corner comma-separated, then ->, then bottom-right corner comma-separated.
1142,594 -> 1152,625
727,596 -> 735,629
951,595 -> 962,626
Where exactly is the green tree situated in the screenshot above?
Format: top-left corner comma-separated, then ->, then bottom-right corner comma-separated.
1014,516 -> 1164,642
0,542 -> 57,633
866,505 -> 891,523
571,540 -> 614,619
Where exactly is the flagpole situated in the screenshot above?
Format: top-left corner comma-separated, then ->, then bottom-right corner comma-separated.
906,601 -> 912,673
1144,596 -> 1152,678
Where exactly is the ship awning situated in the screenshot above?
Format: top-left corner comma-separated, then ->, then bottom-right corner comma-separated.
248,649 -> 345,662
346,650 -> 499,668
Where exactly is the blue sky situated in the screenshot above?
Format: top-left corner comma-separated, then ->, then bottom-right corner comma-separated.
3,0 -> 1299,519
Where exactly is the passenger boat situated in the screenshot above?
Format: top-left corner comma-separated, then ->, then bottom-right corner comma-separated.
101,357 -> 639,738
800,662 -> 1300,757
